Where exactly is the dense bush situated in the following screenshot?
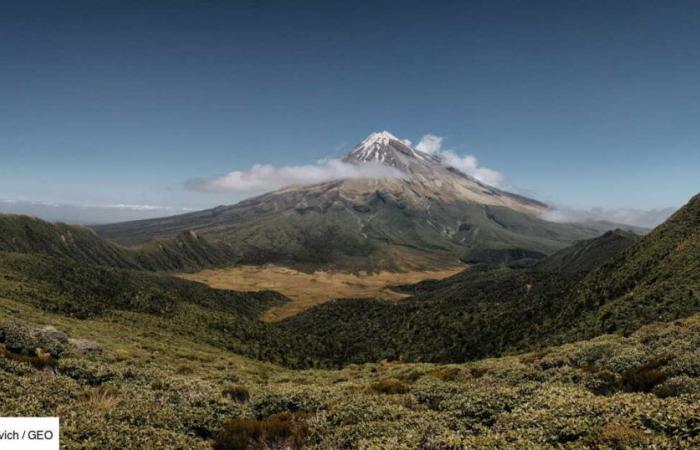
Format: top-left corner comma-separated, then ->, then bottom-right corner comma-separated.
0,322 -> 64,359
252,392 -> 325,420
369,378 -> 409,394
620,358 -> 668,393
2,308 -> 700,448
222,385 -> 250,403
213,413 -> 309,450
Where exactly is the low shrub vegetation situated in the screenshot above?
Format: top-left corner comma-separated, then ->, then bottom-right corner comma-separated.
213,413 -> 309,450
370,378 -> 409,394
222,385 -> 250,403
2,278 -> 700,448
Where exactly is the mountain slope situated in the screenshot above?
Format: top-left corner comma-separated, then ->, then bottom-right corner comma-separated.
93,132 -> 609,270
555,193 -> 700,339
0,214 -> 239,272
276,193 -> 700,365
533,229 -> 640,273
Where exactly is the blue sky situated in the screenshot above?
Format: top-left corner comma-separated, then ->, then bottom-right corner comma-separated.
1,0 -> 698,223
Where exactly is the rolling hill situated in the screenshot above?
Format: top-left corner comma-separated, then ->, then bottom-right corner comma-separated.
533,228 -> 640,273
0,214 -> 239,272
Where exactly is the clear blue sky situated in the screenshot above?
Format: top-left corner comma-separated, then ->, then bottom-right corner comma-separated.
1,0 -> 699,223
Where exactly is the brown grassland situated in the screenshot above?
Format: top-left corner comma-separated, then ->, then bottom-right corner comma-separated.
178,265 -> 462,321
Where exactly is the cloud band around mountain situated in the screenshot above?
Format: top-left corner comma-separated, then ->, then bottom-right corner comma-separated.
187,159 -> 404,192
188,133 -> 507,193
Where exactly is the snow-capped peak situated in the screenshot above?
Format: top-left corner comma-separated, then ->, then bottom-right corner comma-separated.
343,131 -> 440,173
350,131 -> 407,163
359,131 -> 400,148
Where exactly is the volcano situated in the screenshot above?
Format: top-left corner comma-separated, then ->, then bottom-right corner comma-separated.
93,132 -> 613,270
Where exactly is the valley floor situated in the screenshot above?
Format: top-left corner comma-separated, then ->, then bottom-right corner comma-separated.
2,295 -> 700,449
178,266 -> 462,321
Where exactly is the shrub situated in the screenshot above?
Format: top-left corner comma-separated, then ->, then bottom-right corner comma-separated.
520,350 -> 549,365
0,345 -> 58,371
0,322 -> 65,359
370,378 -> 409,394
150,380 -> 167,390
175,364 -> 194,375
653,376 -> 700,398
592,422 -> 649,448
36,334 -> 65,359
470,367 -> 488,378
427,367 -> 461,381
59,359 -> 117,385
213,413 -> 308,450
568,343 -> 615,368
1,323 -> 36,355
584,367 -> 621,396
213,418 -> 261,450
222,385 -> 250,403
620,358 -> 668,393
252,393 -> 325,419
395,368 -> 423,382
260,413 -> 309,448
667,350 -> 700,377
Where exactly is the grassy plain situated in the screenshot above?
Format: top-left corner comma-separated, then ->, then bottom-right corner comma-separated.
178,265 -> 463,321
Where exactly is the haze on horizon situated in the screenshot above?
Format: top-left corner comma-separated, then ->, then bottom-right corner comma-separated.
1,0 -> 698,226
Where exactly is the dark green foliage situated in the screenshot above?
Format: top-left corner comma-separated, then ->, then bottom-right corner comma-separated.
278,267 -> 583,365
533,229 -> 639,273
554,193 -> 700,342
0,251 -> 285,318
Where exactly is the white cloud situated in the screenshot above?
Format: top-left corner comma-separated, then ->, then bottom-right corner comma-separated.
440,151 -> 508,189
187,159 -> 404,192
415,134 -> 443,155
540,205 -> 676,228
190,133 -> 507,193
415,134 -> 509,189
